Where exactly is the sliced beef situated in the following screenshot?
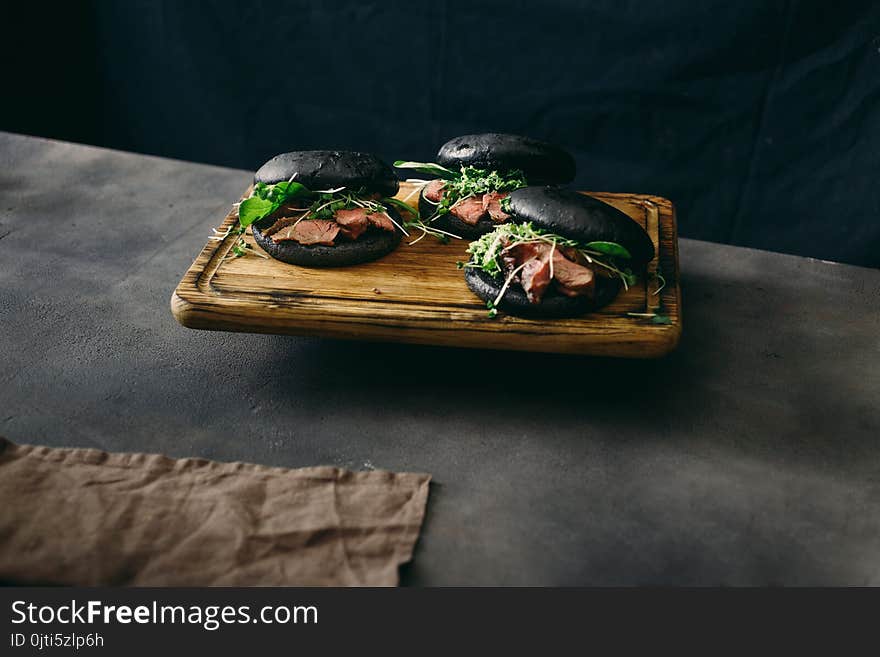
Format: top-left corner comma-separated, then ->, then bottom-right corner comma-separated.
267,205 -> 396,246
501,241 -> 547,270
482,192 -> 511,223
559,245 -> 587,265
501,242 -> 552,303
450,195 -> 488,225
271,219 -> 339,246
334,208 -> 370,240
519,256 -> 552,303
551,249 -> 595,298
423,180 -> 446,203
263,215 -> 303,237
501,240 -> 596,303
366,211 -> 396,232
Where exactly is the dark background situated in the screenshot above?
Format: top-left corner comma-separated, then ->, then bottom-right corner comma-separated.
4,1 -> 879,266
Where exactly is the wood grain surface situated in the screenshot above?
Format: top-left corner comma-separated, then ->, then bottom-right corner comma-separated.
171,183 -> 682,357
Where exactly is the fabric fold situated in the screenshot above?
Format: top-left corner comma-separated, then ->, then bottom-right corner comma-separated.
0,438 -> 430,586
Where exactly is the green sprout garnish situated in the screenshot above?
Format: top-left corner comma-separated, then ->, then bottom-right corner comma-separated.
209,224 -> 268,261
383,196 -> 459,245
627,265 -> 670,324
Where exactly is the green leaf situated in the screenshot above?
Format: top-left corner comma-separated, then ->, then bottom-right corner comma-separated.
238,181 -> 310,228
393,161 -> 458,180
272,181 -> 308,198
383,196 -> 420,220
584,241 -> 632,259
238,196 -> 278,228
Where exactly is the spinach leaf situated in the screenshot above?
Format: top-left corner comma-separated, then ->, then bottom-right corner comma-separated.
584,241 -> 632,260
237,181 -> 309,228
238,196 -> 277,228
272,181 -> 308,199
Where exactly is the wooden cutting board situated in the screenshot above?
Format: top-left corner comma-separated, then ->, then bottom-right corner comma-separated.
171,183 -> 681,357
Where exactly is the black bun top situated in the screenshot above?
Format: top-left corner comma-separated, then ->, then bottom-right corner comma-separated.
507,186 -> 655,267
436,133 -> 576,185
254,150 -> 399,197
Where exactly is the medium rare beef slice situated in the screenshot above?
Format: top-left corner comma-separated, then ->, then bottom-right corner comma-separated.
502,241 -> 553,303
334,208 -> 371,240
450,196 -> 488,225
501,240 -> 596,302
520,256 -> 553,303
367,211 -> 396,232
551,250 -> 595,298
423,180 -> 446,203
272,219 -> 339,246
482,192 -> 511,222
264,215 -> 303,236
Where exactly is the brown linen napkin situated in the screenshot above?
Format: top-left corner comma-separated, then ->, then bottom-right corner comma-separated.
0,438 -> 430,586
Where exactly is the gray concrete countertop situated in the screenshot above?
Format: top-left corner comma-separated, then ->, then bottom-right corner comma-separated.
2,131 -> 879,585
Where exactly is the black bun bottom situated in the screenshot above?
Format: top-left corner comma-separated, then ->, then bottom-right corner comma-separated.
252,222 -> 402,267
418,189 -> 501,239
465,267 -> 621,318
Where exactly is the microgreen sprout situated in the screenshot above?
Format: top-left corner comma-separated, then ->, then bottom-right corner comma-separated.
653,271 -> 667,295
627,266 -> 670,323
383,196 -> 462,244
214,224 -> 269,261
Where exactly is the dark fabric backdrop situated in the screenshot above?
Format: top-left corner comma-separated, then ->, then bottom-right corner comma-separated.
4,1 -> 879,266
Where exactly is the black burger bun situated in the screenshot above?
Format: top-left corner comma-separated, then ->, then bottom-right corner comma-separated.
437,133 -> 576,185
465,267 -> 622,319
255,150 -> 399,198
507,186 -> 655,266
251,206 -> 404,267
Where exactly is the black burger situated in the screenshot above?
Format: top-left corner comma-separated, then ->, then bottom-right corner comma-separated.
462,186 -> 655,318
236,151 -> 415,267
395,133 -> 576,239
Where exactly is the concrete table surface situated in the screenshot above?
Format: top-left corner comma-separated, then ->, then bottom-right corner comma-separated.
2,131 -> 879,585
